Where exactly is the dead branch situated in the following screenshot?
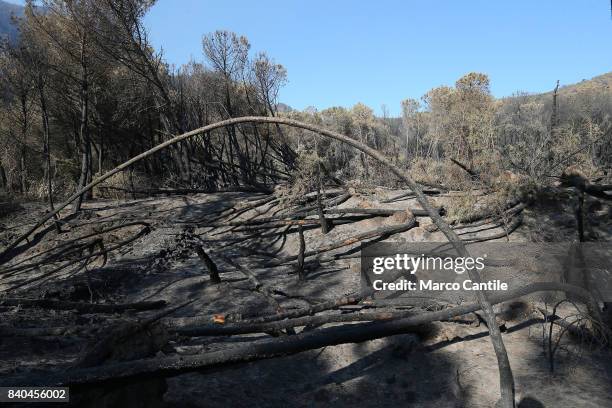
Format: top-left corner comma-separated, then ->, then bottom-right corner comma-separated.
461,214 -> 523,243
0,298 -> 166,314
0,222 -> 149,277
0,325 -> 91,337
217,254 -> 281,312
323,207 -> 442,217
381,189 -> 441,203
96,186 -> 272,196
172,282 -> 599,337
267,218 -> 417,266
450,158 -> 480,179
194,246 -> 221,284
537,307 -> 606,348
198,207 -> 438,229
2,225 -> 151,292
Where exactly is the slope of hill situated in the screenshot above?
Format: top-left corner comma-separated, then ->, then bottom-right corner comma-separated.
559,72 -> 612,94
510,72 -> 612,101
0,0 -> 23,44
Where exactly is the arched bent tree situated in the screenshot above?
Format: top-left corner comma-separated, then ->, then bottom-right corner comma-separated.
0,116 -> 516,407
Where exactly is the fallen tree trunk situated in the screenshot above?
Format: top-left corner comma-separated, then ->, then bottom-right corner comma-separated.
172,282 -> 599,337
96,185 -> 273,196
167,267 -> 417,328
584,183 -> 612,200
217,255 -> 281,312
0,116 -> 515,407
0,298 -> 166,314
323,207 -> 441,217
0,324 -> 91,337
208,209 -> 427,232
0,282 -> 598,388
426,201 -> 525,234
452,203 -> 525,231
454,198 -> 523,225
461,214 -> 523,243
267,218 -> 417,266
381,189 -> 441,203
450,158 -> 480,180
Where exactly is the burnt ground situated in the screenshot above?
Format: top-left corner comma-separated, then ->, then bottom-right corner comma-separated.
0,188 -> 611,407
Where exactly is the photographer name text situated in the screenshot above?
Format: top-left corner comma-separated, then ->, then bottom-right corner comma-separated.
372,278 -> 508,291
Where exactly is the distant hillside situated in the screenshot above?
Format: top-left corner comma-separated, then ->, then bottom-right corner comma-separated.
507,72 -> 612,102
545,72 -> 612,98
0,0 -> 23,44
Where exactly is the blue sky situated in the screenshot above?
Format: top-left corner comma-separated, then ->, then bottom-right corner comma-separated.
10,1 -> 612,115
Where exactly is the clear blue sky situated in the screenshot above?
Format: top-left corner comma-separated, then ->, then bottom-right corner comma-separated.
10,0 -> 612,115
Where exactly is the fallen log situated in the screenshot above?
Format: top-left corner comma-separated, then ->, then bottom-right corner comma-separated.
217,255 -> 281,312
199,207 -> 438,229
585,183 -> 612,200
323,207 -> 443,217
450,158 -> 480,180
380,189 -> 441,203
426,202 -> 525,233
172,282 -> 599,337
0,282 -> 598,388
267,218 -> 417,266
0,325 -> 90,337
452,203 -> 525,231
201,216 -> 359,229
287,191 -> 352,217
462,214 -> 523,243
96,185 -> 273,196
0,298 -> 166,314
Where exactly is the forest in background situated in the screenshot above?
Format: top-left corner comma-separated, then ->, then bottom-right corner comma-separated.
0,0 -> 611,213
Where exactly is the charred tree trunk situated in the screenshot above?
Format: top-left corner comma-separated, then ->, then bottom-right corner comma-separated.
547,80 -> 560,168
38,75 -> 60,232
19,90 -> 28,194
296,225 -> 306,281
74,38 -> 91,213
195,246 -> 221,284
575,190 -> 585,242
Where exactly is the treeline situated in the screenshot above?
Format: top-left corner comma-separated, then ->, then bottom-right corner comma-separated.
1,1 -> 610,209
0,0 -> 294,208
274,71 -> 611,193
398,72 -> 612,186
